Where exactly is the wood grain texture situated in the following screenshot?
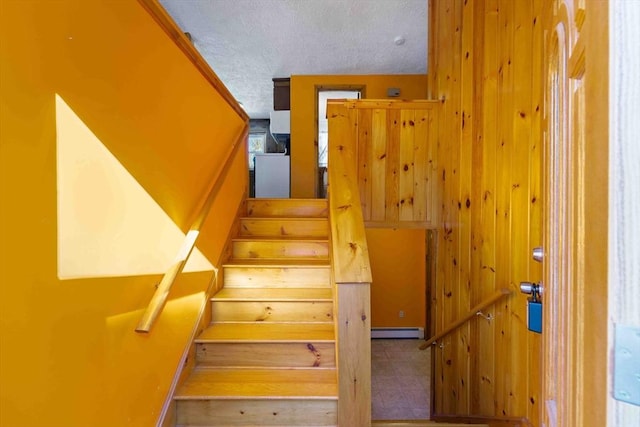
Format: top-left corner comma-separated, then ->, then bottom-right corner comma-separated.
336,283 -> 371,427
331,99 -> 440,228
327,102 -> 372,285
238,217 -> 329,238
174,198 -> 339,425
327,101 -> 372,426
175,368 -> 337,399
176,399 -> 337,426
222,263 -> 330,288
429,0 -> 543,420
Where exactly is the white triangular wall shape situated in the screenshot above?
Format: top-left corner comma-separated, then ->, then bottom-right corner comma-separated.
56,94 -> 213,280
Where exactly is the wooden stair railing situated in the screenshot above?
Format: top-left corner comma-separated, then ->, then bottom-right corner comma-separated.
135,127 -> 248,333
419,288 -> 512,350
327,100 -> 373,427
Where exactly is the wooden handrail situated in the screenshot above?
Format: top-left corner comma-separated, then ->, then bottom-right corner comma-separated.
137,0 -> 249,122
419,288 -> 512,350
327,101 -> 372,284
135,126 -> 248,333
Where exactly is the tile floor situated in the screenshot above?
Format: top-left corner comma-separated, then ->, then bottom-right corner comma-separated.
371,339 -> 431,420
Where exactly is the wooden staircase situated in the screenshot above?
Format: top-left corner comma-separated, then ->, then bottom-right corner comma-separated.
174,198 -> 338,427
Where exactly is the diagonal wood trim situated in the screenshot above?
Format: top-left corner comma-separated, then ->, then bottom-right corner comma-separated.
136,125 -> 249,333
419,288 -> 512,350
136,0 -> 249,122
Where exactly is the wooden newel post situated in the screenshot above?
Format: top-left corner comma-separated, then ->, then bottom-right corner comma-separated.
328,101 -> 373,426
337,282 -> 371,426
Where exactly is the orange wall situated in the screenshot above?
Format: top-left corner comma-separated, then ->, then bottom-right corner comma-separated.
290,74 -> 429,198
366,229 -> 426,328
0,2 -> 246,426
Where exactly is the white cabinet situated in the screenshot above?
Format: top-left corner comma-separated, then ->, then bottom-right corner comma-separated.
254,154 -> 290,198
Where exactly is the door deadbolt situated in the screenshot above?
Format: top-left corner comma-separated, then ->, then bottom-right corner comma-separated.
532,246 -> 544,262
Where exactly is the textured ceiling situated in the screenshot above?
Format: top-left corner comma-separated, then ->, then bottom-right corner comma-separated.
159,0 -> 428,119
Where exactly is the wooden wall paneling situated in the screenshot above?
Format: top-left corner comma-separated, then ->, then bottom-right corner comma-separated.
413,110 -> 430,222
477,0 -> 499,416
509,0 -> 534,418
457,0 -> 475,415
358,109 -> 373,221
370,109 -> 387,221
494,0 -> 515,417
429,0 -> 544,421
427,110 -> 439,225
447,0 -> 465,414
525,2 -> 543,425
385,109 -> 401,222
469,0 -> 486,414
399,109 -> 416,221
429,2 -> 444,376
441,0 -> 460,413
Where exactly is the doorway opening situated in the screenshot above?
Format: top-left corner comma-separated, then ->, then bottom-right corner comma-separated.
316,87 -> 363,198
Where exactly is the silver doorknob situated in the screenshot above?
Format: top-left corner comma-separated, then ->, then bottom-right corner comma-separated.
520,281 -> 543,297
520,282 -> 537,295
532,247 -> 544,262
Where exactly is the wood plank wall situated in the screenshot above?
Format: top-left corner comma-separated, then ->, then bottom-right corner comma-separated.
340,100 -> 440,228
429,1 -> 543,424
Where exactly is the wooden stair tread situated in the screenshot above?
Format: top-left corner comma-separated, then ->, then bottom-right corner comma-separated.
246,198 -> 328,218
197,323 -> 335,342
233,236 -> 329,242
175,368 -> 338,399
212,288 -> 332,301
224,258 -> 330,267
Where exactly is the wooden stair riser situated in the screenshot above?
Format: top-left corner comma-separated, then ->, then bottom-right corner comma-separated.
239,218 -> 329,238
211,301 -> 333,322
176,399 -> 337,426
232,240 -> 329,260
176,198 -> 338,426
223,266 -> 331,288
196,342 -> 336,368
247,199 -> 328,218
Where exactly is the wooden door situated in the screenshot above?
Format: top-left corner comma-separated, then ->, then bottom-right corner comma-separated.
542,1 -> 608,426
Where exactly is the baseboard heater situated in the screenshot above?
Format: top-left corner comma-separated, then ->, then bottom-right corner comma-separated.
371,327 -> 425,339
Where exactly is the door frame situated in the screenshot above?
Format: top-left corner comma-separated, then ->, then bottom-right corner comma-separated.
542,1 -> 609,426
314,85 -> 365,198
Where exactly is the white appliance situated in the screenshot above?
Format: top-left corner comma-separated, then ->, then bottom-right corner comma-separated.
255,153 -> 290,198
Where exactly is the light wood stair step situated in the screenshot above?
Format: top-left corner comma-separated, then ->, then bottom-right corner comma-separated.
246,198 -> 328,218
210,300 -> 333,322
211,287 -> 332,301
196,322 -> 335,342
232,238 -> 329,259
239,217 -> 329,238
175,367 -> 338,399
210,288 -> 334,322
176,398 -> 337,426
196,323 -> 336,368
223,261 -> 330,288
